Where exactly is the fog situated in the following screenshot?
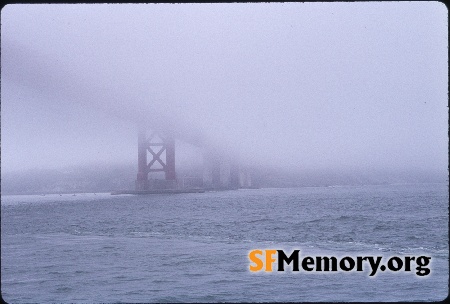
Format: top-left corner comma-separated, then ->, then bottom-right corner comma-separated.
1,3 -> 448,180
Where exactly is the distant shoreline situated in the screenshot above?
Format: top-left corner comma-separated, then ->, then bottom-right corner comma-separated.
2,182 -> 448,197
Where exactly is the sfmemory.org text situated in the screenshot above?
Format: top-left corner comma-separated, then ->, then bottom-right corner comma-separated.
248,249 -> 431,276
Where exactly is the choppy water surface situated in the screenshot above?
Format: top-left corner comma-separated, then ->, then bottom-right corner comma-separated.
1,183 -> 448,302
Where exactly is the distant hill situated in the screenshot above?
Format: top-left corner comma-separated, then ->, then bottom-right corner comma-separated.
1,163 -> 447,195
1,164 -> 136,195
252,167 -> 448,188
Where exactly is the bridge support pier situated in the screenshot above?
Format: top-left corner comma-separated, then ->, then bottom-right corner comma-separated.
202,154 -> 241,190
211,157 -> 221,189
230,160 -> 240,189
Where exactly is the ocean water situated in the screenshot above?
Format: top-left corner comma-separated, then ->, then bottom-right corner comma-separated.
1,183 -> 448,302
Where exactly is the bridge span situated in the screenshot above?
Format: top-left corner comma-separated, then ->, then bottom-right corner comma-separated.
134,125 -> 252,192
3,39 -> 253,192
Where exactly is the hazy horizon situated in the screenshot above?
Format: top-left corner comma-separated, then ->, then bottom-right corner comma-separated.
1,3 -> 448,178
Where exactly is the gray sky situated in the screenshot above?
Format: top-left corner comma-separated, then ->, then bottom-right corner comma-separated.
1,3 -> 448,175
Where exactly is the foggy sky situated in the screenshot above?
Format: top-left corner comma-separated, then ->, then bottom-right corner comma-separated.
1,3 -> 448,175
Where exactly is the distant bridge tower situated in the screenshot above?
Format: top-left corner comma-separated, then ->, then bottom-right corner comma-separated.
136,126 -> 176,191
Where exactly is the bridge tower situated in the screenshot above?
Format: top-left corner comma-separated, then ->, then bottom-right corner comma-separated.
136,126 -> 176,191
